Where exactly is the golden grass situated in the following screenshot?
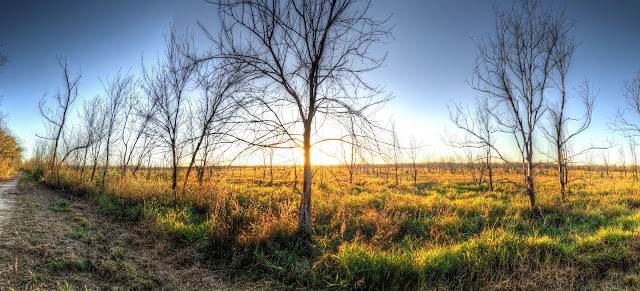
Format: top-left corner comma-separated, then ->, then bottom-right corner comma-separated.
29,164 -> 640,289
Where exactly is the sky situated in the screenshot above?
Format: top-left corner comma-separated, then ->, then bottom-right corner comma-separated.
0,0 -> 639,165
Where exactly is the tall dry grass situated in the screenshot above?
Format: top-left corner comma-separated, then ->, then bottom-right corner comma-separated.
27,164 -> 640,289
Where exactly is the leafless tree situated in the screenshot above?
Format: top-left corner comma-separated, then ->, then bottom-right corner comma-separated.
78,95 -> 104,176
117,84 -> 153,176
448,95 -> 496,190
458,148 -> 485,186
599,149 -> 610,179
100,70 -> 135,185
388,122 -> 403,186
612,71 -> 640,137
206,0 -> 392,236
618,145 -> 627,178
89,103 -> 108,181
37,57 -> 81,172
470,0 -> 573,211
406,137 -> 423,185
542,73 -> 596,201
337,126 -> 364,186
628,136 -> 639,180
143,26 -> 198,192
182,59 -> 246,191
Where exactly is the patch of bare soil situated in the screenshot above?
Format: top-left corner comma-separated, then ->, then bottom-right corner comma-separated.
0,174 -> 264,290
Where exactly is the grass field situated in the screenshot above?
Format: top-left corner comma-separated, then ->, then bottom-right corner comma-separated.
27,164 -> 640,289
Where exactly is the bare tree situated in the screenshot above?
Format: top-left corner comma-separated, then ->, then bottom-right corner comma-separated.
37,57 -> 81,172
448,95 -> 496,190
143,26 -> 198,192
599,149 -> 610,179
618,145 -> 627,178
628,136 -> 639,180
542,74 -> 596,201
539,20 -> 596,201
182,59 -> 246,191
118,85 -> 152,176
407,137 -> 423,185
470,1 -> 573,211
459,147 -> 485,186
337,124 -> 365,186
101,70 -> 135,185
612,70 -> 640,137
78,95 -> 104,176
207,0 -> 392,236
388,122 -> 402,186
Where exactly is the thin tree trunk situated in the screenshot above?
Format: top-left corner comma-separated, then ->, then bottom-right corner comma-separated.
526,160 -> 535,211
299,125 -> 312,236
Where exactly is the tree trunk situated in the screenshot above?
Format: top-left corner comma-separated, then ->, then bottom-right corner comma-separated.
349,169 -> 353,185
172,161 -> 178,192
80,148 -> 88,177
293,164 -> 298,188
558,163 -> 565,202
487,155 -> 493,191
102,135 -> 111,187
90,158 -> 98,181
526,160 -> 536,211
183,136 -> 206,192
395,166 -> 399,185
298,125 -> 312,236
413,167 -> 417,185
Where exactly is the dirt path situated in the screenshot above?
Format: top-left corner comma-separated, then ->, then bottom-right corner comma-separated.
0,176 -> 19,220
0,174 -> 260,290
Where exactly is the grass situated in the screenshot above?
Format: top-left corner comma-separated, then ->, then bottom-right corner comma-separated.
30,165 -> 640,289
50,257 -> 91,272
50,200 -> 71,212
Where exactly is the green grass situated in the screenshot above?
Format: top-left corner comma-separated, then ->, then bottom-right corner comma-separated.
30,272 -> 45,283
50,200 -> 70,212
50,258 -> 92,272
50,258 -> 68,271
67,226 -> 86,240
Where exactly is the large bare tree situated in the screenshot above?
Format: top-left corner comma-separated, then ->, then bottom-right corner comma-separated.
37,57 -> 81,172
143,26 -> 198,192
206,0 -> 392,236
470,0 -> 572,211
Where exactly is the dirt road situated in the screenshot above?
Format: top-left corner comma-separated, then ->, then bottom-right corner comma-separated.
0,174 -> 255,290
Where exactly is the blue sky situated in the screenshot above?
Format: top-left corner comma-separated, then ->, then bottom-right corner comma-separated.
0,0 -> 639,163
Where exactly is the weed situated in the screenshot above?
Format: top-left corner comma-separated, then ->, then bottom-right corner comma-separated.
57,281 -> 73,291
111,247 -> 126,261
68,259 -> 90,272
51,258 -> 68,271
30,271 -> 45,283
67,226 -> 86,240
625,275 -> 639,287
51,200 -> 71,212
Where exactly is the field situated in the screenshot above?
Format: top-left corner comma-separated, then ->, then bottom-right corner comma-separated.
24,164 -> 640,289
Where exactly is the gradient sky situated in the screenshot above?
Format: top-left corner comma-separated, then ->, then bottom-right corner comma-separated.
1,0 -> 639,163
